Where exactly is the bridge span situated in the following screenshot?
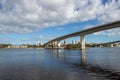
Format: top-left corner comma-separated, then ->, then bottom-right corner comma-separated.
95,40 -> 120,47
98,40 -> 120,45
43,21 -> 120,49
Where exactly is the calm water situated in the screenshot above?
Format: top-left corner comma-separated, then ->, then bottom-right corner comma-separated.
0,47 -> 120,80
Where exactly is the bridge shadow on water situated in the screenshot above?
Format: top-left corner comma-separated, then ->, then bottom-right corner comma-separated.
55,49 -> 120,80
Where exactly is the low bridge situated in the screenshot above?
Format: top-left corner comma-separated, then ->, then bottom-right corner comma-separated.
98,40 -> 120,45
43,21 -> 120,49
96,40 -> 120,47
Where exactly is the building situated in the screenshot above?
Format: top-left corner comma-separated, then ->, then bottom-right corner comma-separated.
36,41 -> 41,46
75,40 -> 78,44
7,45 -> 27,48
72,40 -> 78,44
72,40 -> 75,44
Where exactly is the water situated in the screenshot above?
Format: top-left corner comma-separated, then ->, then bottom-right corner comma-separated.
0,47 -> 120,80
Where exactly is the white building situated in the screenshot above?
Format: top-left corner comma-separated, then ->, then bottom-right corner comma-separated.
72,40 -> 78,44
36,41 -> 41,46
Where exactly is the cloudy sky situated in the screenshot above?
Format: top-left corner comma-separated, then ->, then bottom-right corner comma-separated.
0,0 -> 120,45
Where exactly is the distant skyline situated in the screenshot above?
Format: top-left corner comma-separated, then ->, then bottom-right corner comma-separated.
0,0 -> 120,45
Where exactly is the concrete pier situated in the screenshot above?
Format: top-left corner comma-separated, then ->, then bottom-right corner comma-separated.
80,35 -> 85,50
64,39 -> 66,45
110,44 -> 113,47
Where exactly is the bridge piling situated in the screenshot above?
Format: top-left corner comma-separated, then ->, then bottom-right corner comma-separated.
110,44 -> 114,47
57,41 -> 61,48
80,35 -> 86,50
64,39 -> 66,45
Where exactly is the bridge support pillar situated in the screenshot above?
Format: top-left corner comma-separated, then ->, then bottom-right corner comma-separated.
99,45 -> 103,48
110,44 -> 113,47
45,44 -> 48,48
53,42 -> 56,48
57,41 -> 61,48
80,35 -> 85,50
64,39 -> 66,45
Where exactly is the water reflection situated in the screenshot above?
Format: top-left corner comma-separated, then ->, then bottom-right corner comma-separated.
55,49 -> 120,80
56,49 -> 86,65
81,50 -> 86,66
56,49 -> 61,59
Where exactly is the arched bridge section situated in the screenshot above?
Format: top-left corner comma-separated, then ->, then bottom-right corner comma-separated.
95,40 -> 120,47
43,21 -> 120,49
98,40 -> 120,45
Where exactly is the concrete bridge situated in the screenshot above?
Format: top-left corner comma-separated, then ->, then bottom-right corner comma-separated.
96,40 -> 120,47
43,21 -> 120,49
98,40 -> 120,45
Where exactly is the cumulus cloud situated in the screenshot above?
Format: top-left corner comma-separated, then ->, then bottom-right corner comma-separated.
98,0 -> 120,22
0,0 -> 119,33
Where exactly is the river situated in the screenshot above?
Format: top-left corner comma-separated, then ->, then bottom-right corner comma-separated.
0,47 -> 120,80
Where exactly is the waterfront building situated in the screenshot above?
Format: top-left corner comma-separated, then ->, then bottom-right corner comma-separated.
7,45 -> 27,48
72,40 -> 75,44
36,41 -> 41,46
75,40 -> 78,44
72,40 -> 78,44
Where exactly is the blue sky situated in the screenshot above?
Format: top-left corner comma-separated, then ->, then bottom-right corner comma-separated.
0,0 -> 120,45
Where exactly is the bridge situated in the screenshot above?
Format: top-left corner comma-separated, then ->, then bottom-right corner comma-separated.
98,40 -> 120,45
43,21 -> 120,49
96,40 -> 120,47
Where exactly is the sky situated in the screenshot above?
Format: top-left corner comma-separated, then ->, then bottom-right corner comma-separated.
0,0 -> 120,45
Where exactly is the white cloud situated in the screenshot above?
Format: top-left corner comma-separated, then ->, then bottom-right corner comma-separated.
0,0 -> 119,33
73,26 -> 80,29
56,27 -> 64,30
84,25 -> 97,29
98,0 -> 120,22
